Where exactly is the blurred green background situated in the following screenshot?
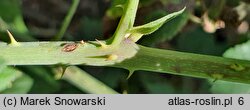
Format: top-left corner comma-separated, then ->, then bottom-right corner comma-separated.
0,0 -> 250,94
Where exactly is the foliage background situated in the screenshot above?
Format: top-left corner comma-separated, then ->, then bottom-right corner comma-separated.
0,0 -> 250,94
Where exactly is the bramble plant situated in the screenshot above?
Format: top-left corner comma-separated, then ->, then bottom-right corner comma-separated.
0,0 -> 250,94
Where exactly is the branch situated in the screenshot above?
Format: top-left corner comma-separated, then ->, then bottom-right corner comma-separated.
1,42 -> 250,84
55,66 -> 118,94
113,45 -> 250,84
0,39 -> 138,66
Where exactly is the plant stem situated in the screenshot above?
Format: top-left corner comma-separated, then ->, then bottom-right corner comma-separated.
1,42 -> 250,84
110,0 -> 139,46
52,0 -> 80,40
55,66 -> 118,94
113,45 -> 250,84
0,40 -> 138,66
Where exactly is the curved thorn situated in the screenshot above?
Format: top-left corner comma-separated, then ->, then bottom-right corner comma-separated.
95,39 -> 108,48
126,70 -> 135,80
7,30 -> 20,46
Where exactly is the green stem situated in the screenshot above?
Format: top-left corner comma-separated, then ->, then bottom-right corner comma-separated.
52,0 -> 80,40
110,0 -> 139,46
1,42 -> 250,84
55,66 -> 118,94
113,45 -> 250,84
0,40 -> 138,66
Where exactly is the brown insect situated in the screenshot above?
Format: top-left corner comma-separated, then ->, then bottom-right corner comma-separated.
62,43 -> 78,52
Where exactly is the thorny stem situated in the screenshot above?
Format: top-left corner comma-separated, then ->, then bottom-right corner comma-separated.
1,0 -> 250,86
1,42 -> 250,84
113,46 -> 250,84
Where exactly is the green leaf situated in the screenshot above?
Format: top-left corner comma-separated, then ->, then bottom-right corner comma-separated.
128,7 -> 185,42
223,40 -> 250,61
141,10 -> 189,46
1,74 -> 33,94
0,67 -> 22,92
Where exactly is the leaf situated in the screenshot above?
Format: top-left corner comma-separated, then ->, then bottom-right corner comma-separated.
141,10 -> 189,46
1,74 -> 33,94
223,40 -> 250,61
0,67 -> 22,92
128,7 -> 185,42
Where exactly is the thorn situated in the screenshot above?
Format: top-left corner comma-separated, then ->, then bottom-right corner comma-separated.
95,39 -> 108,48
80,40 -> 85,45
122,90 -> 128,94
55,65 -> 68,80
115,4 -> 124,9
124,33 -> 131,38
126,70 -> 135,80
212,78 -> 218,83
60,66 -> 68,79
106,54 -> 118,61
128,33 -> 143,42
115,5 -> 124,12
8,82 -> 13,88
7,30 -> 20,46
210,73 -> 223,83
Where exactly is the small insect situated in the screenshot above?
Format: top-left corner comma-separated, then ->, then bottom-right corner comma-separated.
62,43 -> 78,52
